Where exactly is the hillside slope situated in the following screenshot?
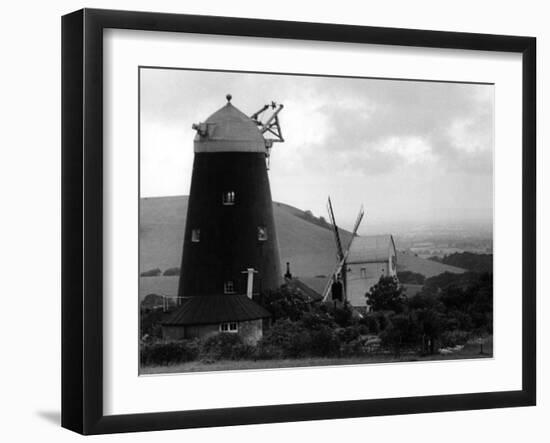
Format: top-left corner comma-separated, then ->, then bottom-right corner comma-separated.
139,196 -> 465,297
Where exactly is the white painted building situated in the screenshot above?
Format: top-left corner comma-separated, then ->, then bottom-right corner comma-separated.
345,235 -> 398,308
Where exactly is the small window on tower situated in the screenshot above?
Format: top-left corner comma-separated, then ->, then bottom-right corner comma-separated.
222,191 -> 235,205
191,229 -> 200,242
224,281 -> 235,294
360,268 -> 367,278
257,226 -> 268,241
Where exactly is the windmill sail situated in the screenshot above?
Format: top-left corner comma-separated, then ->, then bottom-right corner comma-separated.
327,197 -> 344,262
321,201 -> 365,302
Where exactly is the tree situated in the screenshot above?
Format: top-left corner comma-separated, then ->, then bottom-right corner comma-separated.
254,285 -> 311,321
380,313 -> 421,357
366,276 -> 406,313
415,308 -> 445,354
140,268 -> 162,277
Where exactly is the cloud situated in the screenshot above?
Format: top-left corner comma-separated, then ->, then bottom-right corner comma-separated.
140,68 -> 493,227
286,79 -> 494,177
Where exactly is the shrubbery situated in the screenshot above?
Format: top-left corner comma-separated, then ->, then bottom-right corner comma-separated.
257,319 -> 311,359
140,270 -> 493,366
440,330 -> 470,348
140,268 -> 162,277
163,267 -> 180,276
200,333 -> 254,361
253,285 -> 311,321
140,340 -> 200,366
397,271 -> 426,285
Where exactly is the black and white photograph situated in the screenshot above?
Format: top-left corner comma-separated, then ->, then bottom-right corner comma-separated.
139,68 -> 494,374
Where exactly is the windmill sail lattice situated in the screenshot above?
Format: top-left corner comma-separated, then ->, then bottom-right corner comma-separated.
322,199 -> 365,302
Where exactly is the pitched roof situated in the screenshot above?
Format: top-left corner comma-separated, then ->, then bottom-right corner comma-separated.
347,235 -> 396,264
162,294 -> 271,326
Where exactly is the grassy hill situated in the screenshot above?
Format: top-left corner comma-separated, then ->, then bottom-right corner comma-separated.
140,196 -> 355,277
139,195 -> 465,299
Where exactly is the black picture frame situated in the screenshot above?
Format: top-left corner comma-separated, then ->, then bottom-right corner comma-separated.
61,8 -> 536,435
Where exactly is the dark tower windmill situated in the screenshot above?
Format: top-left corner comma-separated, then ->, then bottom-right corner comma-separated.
177,95 -> 284,302
322,197 -> 365,303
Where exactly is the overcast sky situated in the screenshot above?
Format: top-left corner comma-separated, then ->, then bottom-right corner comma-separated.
140,68 -> 493,234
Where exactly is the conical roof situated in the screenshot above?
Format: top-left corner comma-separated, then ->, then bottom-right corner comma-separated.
193,99 -> 266,153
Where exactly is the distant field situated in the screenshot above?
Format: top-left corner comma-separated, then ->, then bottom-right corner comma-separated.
141,336 -> 493,374
139,196 -> 466,287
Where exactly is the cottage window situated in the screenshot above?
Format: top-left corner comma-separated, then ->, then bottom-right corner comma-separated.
224,281 -> 235,294
220,322 -> 238,333
222,191 -> 235,205
360,268 -> 367,278
257,226 -> 268,241
191,228 -> 200,242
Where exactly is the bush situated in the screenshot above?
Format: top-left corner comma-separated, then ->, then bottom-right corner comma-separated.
340,339 -> 366,357
254,285 -> 311,321
380,314 -> 421,355
309,325 -> 340,357
360,313 -> 382,334
440,330 -> 470,347
330,305 -> 355,327
140,268 -> 162,277
337,325 -> 362,343
200,333 -> 248,361
300,311 -> 335,330
397,271 -> 426,285
140,340 -> 200,366
257,319 -> 310,359
163,267 -> 180,276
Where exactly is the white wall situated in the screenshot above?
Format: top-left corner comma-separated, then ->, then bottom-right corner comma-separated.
0,1 -> 546,442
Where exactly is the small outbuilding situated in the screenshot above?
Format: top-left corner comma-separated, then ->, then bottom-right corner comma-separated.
161,294 -> 271,345
345,235 -> 398,308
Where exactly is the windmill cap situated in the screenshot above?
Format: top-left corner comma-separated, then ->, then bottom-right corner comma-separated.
192,99 -> 265,153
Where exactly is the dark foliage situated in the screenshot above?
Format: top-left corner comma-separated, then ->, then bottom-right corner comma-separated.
140,307 -> 170,339
429,252 -> 493,273
366,276 -> 407,313
380,313 -> 422,356
397,271 -> 426,285
200,333 -> 253,361
308,325 -> 340,357
140,268 -> 162,277
329,304 -> 355,327
440,330 -> 470,347
254,285 -> 311,321
140,340 -> 200,366
407,271 -> 493,353
163,267 -> 180,276
257,319 -> 311,359
140,293 -> 164,310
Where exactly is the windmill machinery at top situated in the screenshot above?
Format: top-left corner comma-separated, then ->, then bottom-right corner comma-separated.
322,197 -> 365,304
250,101 -> 284,169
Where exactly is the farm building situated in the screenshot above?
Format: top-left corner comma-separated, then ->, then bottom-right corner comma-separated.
163,95 -> 284,344
162,294 -> 271,345
345,234 -> 398,308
